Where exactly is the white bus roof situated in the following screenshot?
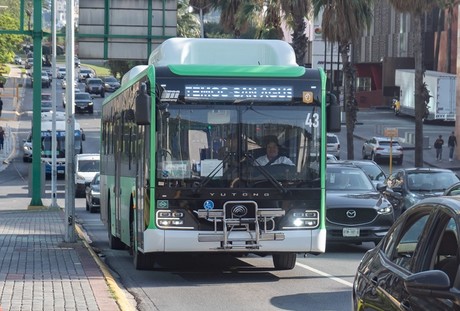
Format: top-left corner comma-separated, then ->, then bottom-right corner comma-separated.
41,120 -> 81,132
121,65 -> 148,86
41,111 -> 66,121
148,38 -> 298,67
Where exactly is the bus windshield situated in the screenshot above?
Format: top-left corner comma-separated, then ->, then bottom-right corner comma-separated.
157,103 -> 321,188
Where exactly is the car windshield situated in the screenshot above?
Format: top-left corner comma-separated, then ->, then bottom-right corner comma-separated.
407,172 -> 460,191
327,167 -> 374,191
42,94 -> 52,101
357,164 -> 386,182
81,70 -> 91,74
79,160 -> 99,172
75,93 -> 91,100
88,79 -> 102,85
104,77 -> 117,82
327,136 -> 338,143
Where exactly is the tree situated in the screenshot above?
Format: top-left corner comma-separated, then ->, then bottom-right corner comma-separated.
0,12 -> 24,63
388,0 -> 437,167
212,0 -> 311,65
177,0 -> 201,38
313,0 -> 373,160
279,0 -> 311,65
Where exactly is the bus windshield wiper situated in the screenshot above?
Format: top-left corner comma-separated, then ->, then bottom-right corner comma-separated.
243,153 -> 288,194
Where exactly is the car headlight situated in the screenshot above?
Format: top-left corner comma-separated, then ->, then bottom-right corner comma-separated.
89,102 -> 94,106
23,145 -> 32,151
377,199 -> 393,215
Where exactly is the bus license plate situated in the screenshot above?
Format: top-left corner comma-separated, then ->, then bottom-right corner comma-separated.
343,228 -> 360,237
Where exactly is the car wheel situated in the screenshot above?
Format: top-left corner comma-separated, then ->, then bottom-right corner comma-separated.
396,157 -> 403,165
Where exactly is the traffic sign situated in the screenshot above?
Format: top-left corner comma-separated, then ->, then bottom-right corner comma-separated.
384,128 -> 398,137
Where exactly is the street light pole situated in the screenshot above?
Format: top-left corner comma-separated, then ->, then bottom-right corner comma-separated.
189,4 -> 210,38
50,0 -> 59,209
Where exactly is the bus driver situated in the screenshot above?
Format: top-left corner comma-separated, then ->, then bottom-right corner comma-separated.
254,137 -> 294,166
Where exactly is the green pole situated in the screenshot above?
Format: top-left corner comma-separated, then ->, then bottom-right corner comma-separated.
29,0 -> 43,207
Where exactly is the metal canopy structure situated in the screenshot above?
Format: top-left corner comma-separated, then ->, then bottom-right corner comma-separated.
78,0 -> 177,60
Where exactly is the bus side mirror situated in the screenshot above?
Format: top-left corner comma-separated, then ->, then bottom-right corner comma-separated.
135,84 -> 151,125
326,92 -> 341,133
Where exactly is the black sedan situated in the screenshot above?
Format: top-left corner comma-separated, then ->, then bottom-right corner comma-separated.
326,164 -> 395,245
353,196 -> 460,310
85,173 -> 100,213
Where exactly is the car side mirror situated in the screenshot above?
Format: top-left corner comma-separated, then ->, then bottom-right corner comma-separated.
376,183 -> 387,192
404,270 -> 451,298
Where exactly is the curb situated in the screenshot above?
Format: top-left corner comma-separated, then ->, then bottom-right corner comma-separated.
75,224 -> 136,311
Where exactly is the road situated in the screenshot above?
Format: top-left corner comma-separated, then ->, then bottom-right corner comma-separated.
3,74 -> 457,310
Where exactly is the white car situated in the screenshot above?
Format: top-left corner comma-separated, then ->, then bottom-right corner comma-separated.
57,67 -> 66,79
327,133 -> 340,159
362,136 -> 404,165
75,153 -> 100,198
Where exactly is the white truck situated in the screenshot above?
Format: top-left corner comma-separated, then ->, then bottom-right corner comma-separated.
395,69 -> 456,121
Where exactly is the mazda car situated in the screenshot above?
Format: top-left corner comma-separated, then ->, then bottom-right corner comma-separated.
326,163 -> 395,245
353,196 -> 460,310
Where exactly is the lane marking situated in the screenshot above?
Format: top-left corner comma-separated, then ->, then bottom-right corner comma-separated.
296,262 -> 354,287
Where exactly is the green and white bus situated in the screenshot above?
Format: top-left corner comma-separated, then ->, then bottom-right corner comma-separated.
100,38 -> 341,270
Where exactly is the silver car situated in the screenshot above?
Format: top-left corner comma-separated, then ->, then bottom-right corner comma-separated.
327,133 -> 340,159
362,136 -> 403,165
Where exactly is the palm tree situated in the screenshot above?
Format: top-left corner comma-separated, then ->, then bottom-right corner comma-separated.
279,0 -> 311,65
211,0 -> 311,65
312,0 -> 373,160
388,0 -> 437,167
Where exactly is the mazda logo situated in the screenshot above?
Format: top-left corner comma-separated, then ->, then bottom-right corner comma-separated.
231,205 -> 248,218
346,210 -> 357,218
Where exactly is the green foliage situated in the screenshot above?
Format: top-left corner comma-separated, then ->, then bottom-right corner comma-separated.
0,13 -> 24,64
104,60 -> 146,78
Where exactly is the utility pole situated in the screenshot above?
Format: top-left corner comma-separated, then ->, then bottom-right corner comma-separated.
50,0 -> 59,209
29,0 -> 43,208
64,0 -> 76,242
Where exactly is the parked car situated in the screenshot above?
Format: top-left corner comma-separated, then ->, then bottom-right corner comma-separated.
74,56 -> 81,68
74,92 -> 94,113
75,153 -> 100,198
85,173 -> 100,213
102,76 -> 121,92
353,196 -> 460,310
85,78 -> 105,97
385,167 -> 460,214
327,133 -> 340,159
325,163 -> 395,245
362,136 -> 404,164
22,133 -> 32,162
78,68 -> 94,82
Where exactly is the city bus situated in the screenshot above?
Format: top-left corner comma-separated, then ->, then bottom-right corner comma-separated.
23,112 -> 85,177
100,38 -> 341,270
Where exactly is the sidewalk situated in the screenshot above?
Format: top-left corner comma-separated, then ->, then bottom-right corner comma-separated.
0,67 -> 131,311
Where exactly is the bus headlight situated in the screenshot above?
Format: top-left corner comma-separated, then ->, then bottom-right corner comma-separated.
284,210 -> 319,229
156,210 -> 187,228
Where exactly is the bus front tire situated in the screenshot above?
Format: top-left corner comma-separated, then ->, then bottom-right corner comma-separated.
272,253 -> 296,270
133,249 -> 155,270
